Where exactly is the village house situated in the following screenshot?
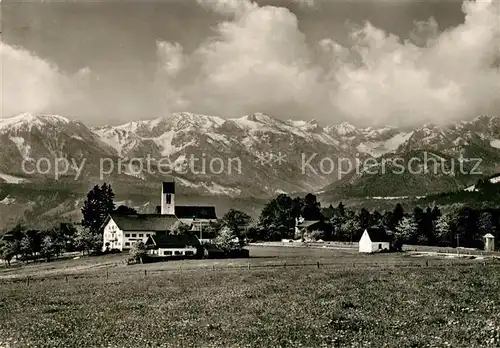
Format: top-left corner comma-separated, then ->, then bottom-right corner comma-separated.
359,227 -> 392,253
145,232 -> 201,259
101,213 -> 180,251
101,180 -> 217,252
295,217 -> 323,241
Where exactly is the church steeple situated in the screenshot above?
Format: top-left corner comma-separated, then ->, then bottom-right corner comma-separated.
161,181 -> 175,215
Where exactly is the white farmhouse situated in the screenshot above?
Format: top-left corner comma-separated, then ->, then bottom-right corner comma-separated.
359,228 -> 392,253
145,232 -> 201,258
102,213 -> 180,251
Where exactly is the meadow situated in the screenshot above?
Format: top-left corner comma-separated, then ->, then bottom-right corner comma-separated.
1,246 -> 500,348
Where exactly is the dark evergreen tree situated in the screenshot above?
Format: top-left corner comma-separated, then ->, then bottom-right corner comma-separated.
81,183 -> 116,233
301,193 -> 323,221
431,206 -> 442,220
337,202 -> 346,217
389,203 -> 405,230
372,210 -> 383,226
358,208 -> 371,230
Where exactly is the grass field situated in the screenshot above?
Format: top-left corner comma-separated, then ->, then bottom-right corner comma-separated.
1,246 -> 500,347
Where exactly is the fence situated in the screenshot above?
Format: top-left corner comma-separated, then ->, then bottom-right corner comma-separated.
6,256 -> 500,286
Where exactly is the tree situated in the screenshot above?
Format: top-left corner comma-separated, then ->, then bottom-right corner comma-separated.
74,227 -> 101,255
478,212 -> 494,235
129,241 -> 147,264
339,219 -> 361,243
259,194 -> 298,239
81,183 -> 116,233
114,205 -> 137,215
358,208 -> 371,230
20,235 -> 33,262
337,202 -> 346,217
205,220 -> 222,239
171,222 -> 193,236
303,229 -> 324,241
40,235 -> 55,262
58,223 -> 78,252
452,207 -> 478,247
214,226 -> 241,252
222,209 -> 252,247
243,222 -> 261,242
394,216 -> 418,250
431,206 -> 442,220
435,214 -> 452,246
389,203 -> 405,230
0,241 -> 17,267
301,193 -> 323,221
372,210 -> 383,226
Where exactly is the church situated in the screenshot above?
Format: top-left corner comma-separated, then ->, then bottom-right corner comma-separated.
101,181 -> 217,252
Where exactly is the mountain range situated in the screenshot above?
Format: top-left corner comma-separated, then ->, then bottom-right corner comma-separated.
1,112 -> 499,230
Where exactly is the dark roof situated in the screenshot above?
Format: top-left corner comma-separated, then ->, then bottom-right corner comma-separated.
366,228 -> 392,242
109,213 -> 179,232
162,181 -> 175,194
175,206 -> 217,220
297,220 -> 321,228
146,232 -> 200,249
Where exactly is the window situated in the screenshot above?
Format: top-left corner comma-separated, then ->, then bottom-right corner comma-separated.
164,250 -> 172,256
174,250 -> 182,255
125,233 -> 130,237
185,251 -> 194,256
166,193 -> 171,204
132,234 -> 137,237
139,234 -> 143,237
125,242 -> 130,246
378,244 -> 382,249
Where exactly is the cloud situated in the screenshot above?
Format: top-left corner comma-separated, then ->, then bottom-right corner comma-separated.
291,0 -> 316,9
196,0 -> 258,16
332,0 -> 500,126
156,41 -> 186,77
1,44 -> 65,117
0,43 -> 88,119
155,0 -> 500,127
157,0 -> 330,119
3,0 -> 499,129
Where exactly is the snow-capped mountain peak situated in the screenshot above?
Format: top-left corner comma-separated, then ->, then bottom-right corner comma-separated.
0,113 -> 71,133
328,121 -> 358,136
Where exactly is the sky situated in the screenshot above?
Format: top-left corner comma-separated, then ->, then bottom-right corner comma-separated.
1,0 -> 499,127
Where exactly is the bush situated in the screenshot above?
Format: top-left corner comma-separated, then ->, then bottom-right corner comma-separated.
303,230 -> 324,242
129,241 -> 147,264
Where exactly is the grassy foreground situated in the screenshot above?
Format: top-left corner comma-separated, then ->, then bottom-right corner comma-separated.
1,263 -> 500,348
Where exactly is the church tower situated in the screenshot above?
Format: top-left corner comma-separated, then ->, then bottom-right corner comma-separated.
161,181 -> 175,215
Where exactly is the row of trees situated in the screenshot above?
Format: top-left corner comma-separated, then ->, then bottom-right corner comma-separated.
0,183 -> 134,266
240,192 -> 499,250
0,223 -> 101,266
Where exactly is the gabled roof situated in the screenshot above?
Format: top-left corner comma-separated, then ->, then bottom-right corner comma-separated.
365,228 -> 392,242
175,206 -> 217,220
146,232 -> 200,249
108,213 -> 179,232
297,220 -> 321,228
